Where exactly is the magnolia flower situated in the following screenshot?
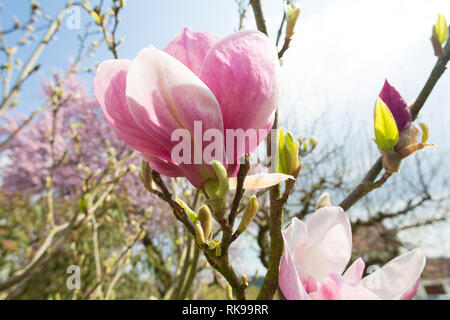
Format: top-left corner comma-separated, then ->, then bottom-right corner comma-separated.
94,28 -> 280,188
279,206 -> 426,300
375,80 -> 432,173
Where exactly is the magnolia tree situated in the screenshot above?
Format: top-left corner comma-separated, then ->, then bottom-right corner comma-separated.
0,0 -> 449,300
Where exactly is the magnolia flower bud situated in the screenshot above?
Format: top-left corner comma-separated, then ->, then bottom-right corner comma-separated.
215,244 -> 222,257
316,193 -> 332,210
241,275 -> 248,289
195,222 -> 206,246
226,284 -> 234,300
432,13 -> 449,44
278,128 -> 301,176
140,160 -> 152,189
197,205 -> 212,239
285,5 -> 301,40
374,81 -> 433,174
237,196 -> 259,235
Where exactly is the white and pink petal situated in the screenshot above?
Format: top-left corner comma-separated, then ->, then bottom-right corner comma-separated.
301,206 -> 352,281
279,248 -> 310,300
360,248 -> 426,300
94,59 -> 168,156
164,27 -> 220,76
200,30 -> 280,157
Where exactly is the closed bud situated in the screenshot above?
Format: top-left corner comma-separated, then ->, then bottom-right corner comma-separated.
241,275 -> 248,289
197,205 -> 212,239
78,194 -> 90,213
11,100 -> 20,108
215,244 -> 222,257
432,13 -> 449,46
226,284 -> 234,300
309,137 -> 318,151
195,222 -> 206,246
237,196 -> 258,234
284,133 -> 300,175
140,160 -> 152,189
316,193 -> 332,210
277,128 -> 301,176
285,5 -> 301,39
45,176 -> 52,189
90,11 -> 103,25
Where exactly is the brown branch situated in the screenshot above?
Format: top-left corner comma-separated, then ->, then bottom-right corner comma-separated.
278,38 -> 292,59
0,4 -> 69,114
396,216 -> 448,231
353,193 -> 432,229
275,13 -> 286,46
250,0 -> 268,36
256,223 -> 269,268
228,154 -> 250,227
144,171 -> 246,299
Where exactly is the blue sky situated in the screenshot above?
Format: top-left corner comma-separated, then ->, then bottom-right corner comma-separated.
2,0 -> 450,274
1,0 -> 264,112
4,0 -> 450,121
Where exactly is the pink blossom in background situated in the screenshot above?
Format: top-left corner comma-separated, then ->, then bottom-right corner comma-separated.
94,28 -> 281,188
279,206 -> 426,300
0,75 -> 173,237
1,75 -> 124,195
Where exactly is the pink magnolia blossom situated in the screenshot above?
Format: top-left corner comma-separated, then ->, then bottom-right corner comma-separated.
94,28 -> 280,188
279,206 -> 426,300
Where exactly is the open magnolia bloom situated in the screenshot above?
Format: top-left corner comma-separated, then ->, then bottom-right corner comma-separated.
279,206 -> 426,300
94,28 -> 280,188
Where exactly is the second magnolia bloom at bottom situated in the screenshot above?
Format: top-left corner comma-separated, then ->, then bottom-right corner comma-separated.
279,206 -> 426,300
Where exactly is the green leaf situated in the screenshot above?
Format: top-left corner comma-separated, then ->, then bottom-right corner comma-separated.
283,132 -> 298,174
374,98 -> 399,151
433,13 -> 449,45
176,198 -> 197,223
